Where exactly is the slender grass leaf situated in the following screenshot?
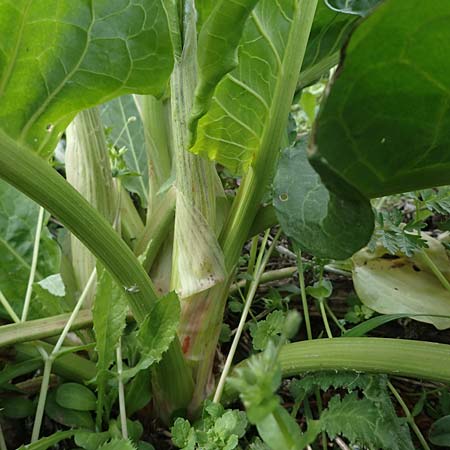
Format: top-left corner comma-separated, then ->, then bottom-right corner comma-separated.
93,267 -> 128,422
344,313 -> 450,337
189,0 -> 260,142
274,139 -> 373,259
191,0 -> 316,174
0,179 -> 60,318
311,0 -> 450,199
101,96 -> 148,207
0,0 -> 174,157
56,383 -> 97,411
17,431 -> 75,450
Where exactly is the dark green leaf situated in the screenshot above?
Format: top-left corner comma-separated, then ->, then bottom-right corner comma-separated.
0,0 -> 174,157
56,383 -> 96,411
250,310 -> 285,351
0,180 -> 61,318
429,415 -> 450,446
274,141 -> 373,259
45,390 -> 94,430
311,0 -> 450,199
125,368 -> 152,416
99,440 -> 137,450
1,396 -> 35,418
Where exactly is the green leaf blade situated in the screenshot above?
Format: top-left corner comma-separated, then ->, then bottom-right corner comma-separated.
0,0 -> 174,157
191,0 -> 302,174
311,0 -> 450,199
274,140 -> 373,259
189,0 -> 260,143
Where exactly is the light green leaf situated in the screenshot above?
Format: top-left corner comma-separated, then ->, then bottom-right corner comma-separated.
256,406 -> 304,450
353,236 -> 450,330
311,0 -> 450,199
274,141 -> 373,259
99,440 -> 137,450
0,179 -> 60,318
101,95 -> 148,207
0,0 -> 174,157
30,274 -> 70,319
123,291 -> 180,379
93,267 -> 128,421
75,431 -> 110,450
189,0 -> 260,142
191,0 -> 316,174
250,310 -> 285,351
17,431 -> 75,450
56,383 -> 97,411
195,1 -> 215,31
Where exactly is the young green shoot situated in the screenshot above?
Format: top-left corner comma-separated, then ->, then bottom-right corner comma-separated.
296,249 -> 312,340
214,229 -> 281,404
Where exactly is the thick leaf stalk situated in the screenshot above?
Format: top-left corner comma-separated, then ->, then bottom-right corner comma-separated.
65,107 -> 116,306
0,132 -> 194,414
184,0 -> 320,410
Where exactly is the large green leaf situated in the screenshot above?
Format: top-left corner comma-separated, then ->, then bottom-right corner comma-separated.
0,179 -> 60,317
273,139 -> 373,259
324,0 -> 381,16
93,267 -> 128,423
101,96 -> 148,207
0,0 -> 174,157
311,0 -> 450,199
189,0 -> 260,142
191,0 -> 317,174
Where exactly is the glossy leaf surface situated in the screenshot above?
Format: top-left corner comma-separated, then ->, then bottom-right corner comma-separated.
0,0 -> 173,157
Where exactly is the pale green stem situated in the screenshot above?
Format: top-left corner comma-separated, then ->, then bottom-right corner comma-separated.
387,381 -> 431,450
229,266 -> 297,295
319,299 -> 333,339
0,423 -> 7,450
30,269 -> 97,442
0,290 -> 20,324
21,206 -> 45,322
324,303 -> 346,333
214,229 -> 280,404
246,235 -> 259,294
31,347 -> 51,443
297,250 -> 312,340
420,250 -> 450,292
116,339 -> 128,440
